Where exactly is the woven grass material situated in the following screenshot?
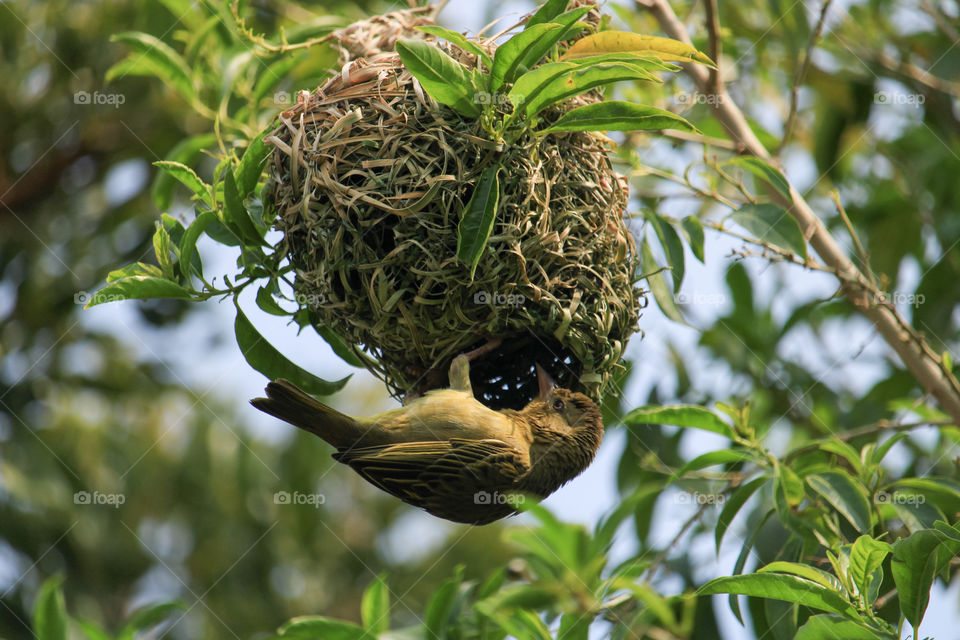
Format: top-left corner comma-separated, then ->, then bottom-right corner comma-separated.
330,5 -> 441,67
266,45 -> 643,410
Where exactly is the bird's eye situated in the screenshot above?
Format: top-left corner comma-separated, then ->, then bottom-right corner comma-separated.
552,399 -> 564,411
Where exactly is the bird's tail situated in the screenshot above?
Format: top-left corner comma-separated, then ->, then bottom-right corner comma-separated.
250,379 -> 364,449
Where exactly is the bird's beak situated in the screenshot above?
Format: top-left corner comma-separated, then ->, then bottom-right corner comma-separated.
535,363 -> 556,400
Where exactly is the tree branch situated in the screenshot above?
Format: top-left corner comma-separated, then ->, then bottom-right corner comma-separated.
634,0 -> 960,426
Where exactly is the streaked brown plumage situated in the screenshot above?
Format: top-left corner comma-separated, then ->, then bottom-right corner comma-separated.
250,355 -> 604,524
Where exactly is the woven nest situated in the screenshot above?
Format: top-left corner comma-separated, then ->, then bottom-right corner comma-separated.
265,10 -> 644,410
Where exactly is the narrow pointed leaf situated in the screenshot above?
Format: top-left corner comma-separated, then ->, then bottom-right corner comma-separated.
561,31 -> 716,67
154,160 -> 213,207
698,574 -> 858,618
415,26 -> 493,68
640,237 -> 686,323
361,575 -> 390,634
151,134 -> 216,210
541,100 -> 697,134
728,156 -> 792,203
807,472 -> 872,533
525,0 -> 569,29
623,405 -> 733,437
681,216 -> 705,262
396,39 -> 480,117
109,32 -> 196,101
731,203 -> 808,259
795,615 -> 896,640
716,477 -> 767,551
86,276 -> 193,308
33,577 -> 67,640
235,305 -> 349,395
456,166 -> 501,277
514,61 -> 660,119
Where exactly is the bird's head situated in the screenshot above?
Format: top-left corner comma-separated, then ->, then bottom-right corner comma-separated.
520,364 -> 604,492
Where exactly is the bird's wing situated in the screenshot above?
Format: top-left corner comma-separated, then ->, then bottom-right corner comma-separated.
333,438 -> 529,523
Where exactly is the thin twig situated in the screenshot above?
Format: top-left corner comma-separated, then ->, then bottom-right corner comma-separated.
785,419 -> 953,462
703,0 -> 722,95
830,190 -> 876,288
779,0 -> 834,155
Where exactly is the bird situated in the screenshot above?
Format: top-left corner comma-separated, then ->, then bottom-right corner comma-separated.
250,355 -> 604,525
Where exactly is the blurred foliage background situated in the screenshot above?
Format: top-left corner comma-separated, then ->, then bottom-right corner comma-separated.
1,0 -> 959,638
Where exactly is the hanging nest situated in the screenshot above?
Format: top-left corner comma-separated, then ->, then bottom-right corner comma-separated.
265,10 -> 644,410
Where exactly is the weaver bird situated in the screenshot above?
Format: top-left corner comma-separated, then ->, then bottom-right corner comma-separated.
251,355 -> 604,525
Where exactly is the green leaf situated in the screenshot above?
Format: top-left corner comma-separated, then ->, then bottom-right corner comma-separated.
728,157 -> 793,203
525,0 -> 569,29
237,125 -> 275,198
848,535 -> 891,604
647,211 -> 685,290
106,262 -> 163,282
179,211 -> 215,282
456,166 -> 501,278
640,237 -> 685,324
118,602 -> 185,640
891,529 -> 944,632
223,170 -> 264,246
315,326 -> 366,368
670,450 -> 755,482
256,285 -> 288,316
728,509 -> 774,624
511,61 -> 658,119
731,204 -> 808,259
540,100 -> 697,134
234,305 -> 349,396
758,561 -> 843,591
395,39 -> 480,117
806,472 -> 872,533
33,576 -> 68,640
623,405 -> 733,438
698,574 -> 858,618
871,433 -> 909,465
361,574 -> 390,634
561,31 -> 716,67
415,26 -> 493,69
152,222 -> 175,280
490,21 -> 574,92
557,614 -> 590,640
716,477 -> 767,551
277,616 -> 367,639
776,464 -> 806,508
75,620 -> 112,640
795,615 -> 896,640
108,32 -> 196,102
424,574 -> 461,639
150,134 -> 216,211
85,276 -> 193,308
680,216 -> 705,262
154,160 -> 213,207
